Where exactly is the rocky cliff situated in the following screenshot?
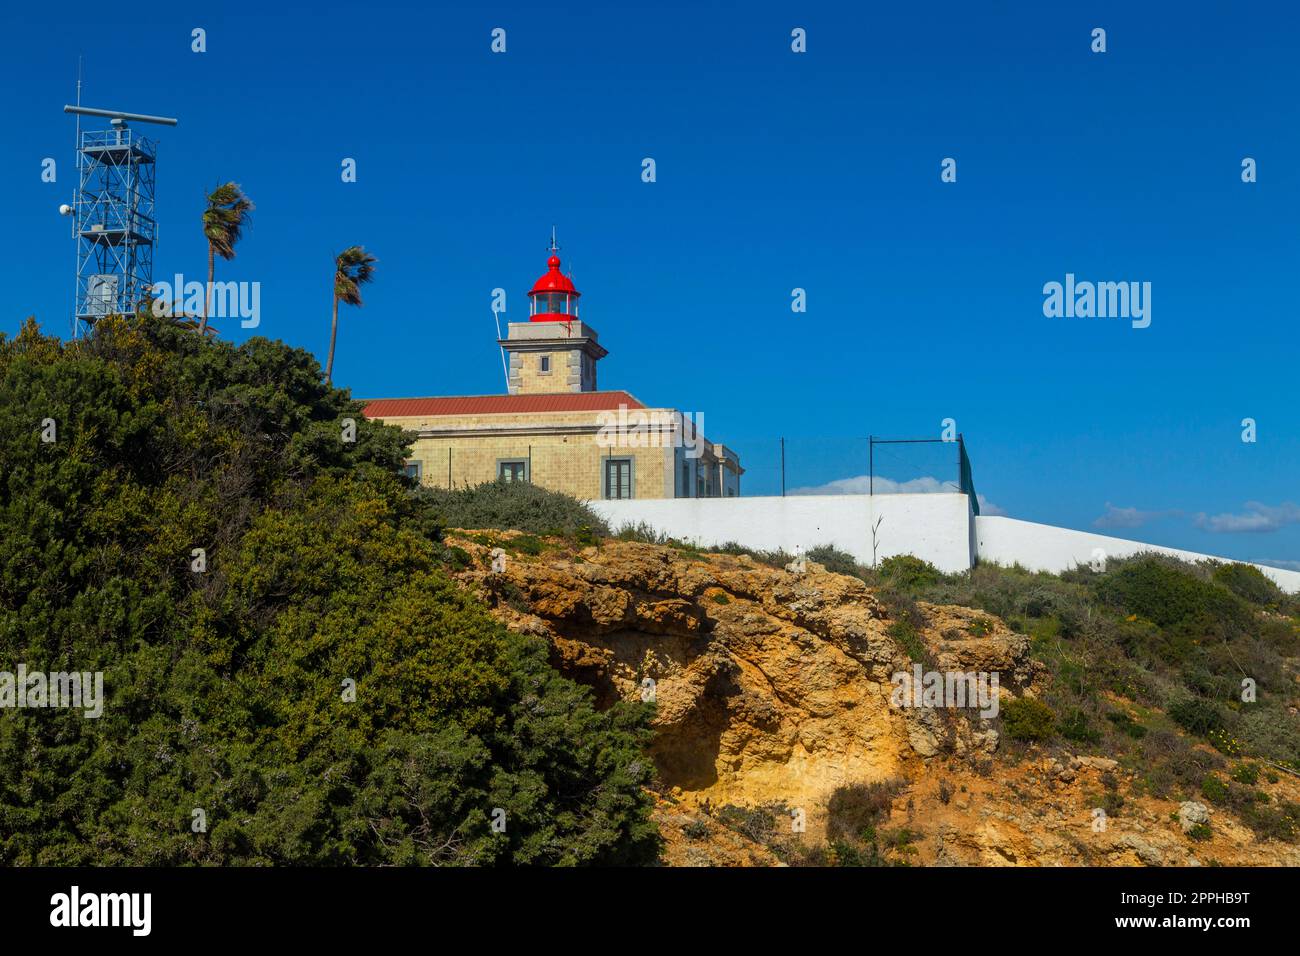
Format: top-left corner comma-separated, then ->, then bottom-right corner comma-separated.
447,532 -> 1300,867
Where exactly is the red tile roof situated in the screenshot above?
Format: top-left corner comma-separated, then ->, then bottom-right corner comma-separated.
362,390 -> 646,419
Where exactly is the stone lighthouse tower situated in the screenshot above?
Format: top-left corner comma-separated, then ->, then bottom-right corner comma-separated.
499,237 -> 608,395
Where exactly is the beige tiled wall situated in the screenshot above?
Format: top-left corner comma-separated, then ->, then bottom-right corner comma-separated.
378,410 -> 676,499
409,436 -> 671,500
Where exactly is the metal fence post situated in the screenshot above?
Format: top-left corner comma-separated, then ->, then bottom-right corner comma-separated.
957,434 -> 963,493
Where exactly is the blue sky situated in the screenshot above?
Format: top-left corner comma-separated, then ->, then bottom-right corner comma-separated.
3,1 -> 1298,566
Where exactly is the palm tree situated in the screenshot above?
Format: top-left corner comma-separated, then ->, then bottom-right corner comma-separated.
200,183 -> 254,334
326,246 -> 377,385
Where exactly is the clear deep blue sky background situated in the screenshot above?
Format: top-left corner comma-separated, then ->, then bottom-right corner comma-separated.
3,1 -> 1298,566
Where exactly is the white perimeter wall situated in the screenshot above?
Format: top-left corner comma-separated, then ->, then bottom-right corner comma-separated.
590,496 -> 1300,594
591,493 -> 975,574
976,515 -> 1300,594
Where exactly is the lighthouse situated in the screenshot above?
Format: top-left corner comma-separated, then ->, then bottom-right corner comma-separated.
363,234 -> 742,500
500,239 -> 607,394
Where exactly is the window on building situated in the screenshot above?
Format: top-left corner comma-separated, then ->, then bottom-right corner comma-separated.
498,459 -> 528,483
539,354 -> 550,373
604,458 -> 633,499
681,462 -> 691,498
535,293 -> 569,315
403,461 -> 422,482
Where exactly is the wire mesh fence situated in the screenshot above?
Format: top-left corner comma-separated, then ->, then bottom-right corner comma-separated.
726,436 -> 979,512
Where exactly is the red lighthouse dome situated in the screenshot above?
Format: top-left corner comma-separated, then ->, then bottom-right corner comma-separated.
528,244 -> 581,322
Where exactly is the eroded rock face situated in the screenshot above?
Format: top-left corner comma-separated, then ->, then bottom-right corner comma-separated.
447,534 -> 1300,867
450,536 -> 1042,813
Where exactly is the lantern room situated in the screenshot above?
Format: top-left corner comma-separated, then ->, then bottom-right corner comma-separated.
528,253 -> 581,321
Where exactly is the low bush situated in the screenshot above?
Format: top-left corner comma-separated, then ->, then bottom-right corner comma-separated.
1059,707 -> 1102,744
1167,696 -> 1226,737
888,619 -> 932,667
826,779 -> 904,842
1002,697 -> 1057,742
807,545 -> 873,579
615,521 -> 669,545
419,479 -> 609,537
1106,711 -> 1147,739
878,555 -> 944,592
1094,557 -> 1253,636
1231,763 -> 1260,786
1211,562 -> 1283,606
1200,774 -> 1229,804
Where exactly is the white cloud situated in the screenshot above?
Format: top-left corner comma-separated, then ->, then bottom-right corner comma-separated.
1194,501 -> 1300,534
790,474 -> 952,496
788,473 -> 1005,515
1093,502 -> 1180,529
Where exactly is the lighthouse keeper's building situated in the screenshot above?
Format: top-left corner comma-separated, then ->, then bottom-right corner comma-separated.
362,248 -> 742,501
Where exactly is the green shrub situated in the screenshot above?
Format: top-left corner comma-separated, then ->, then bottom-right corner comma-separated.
709,542 -> 796,568
888,619 -> 932,666
1200,774 -> 1229,804
682,819 -> 710,841
1137,730 -> 1223,799
826,780 -> 904,842
1212,563 -> 1283,606
1237,800 -> 1300,843
1168,696 -> 1226,737
1234,710 -> 1300,771
807,544 -> 872,579
1231,763 -> 1260,785
439,544 -> 473,571
420,479 -> 610,537
1095,557 -> 1252,635
1098,790 -> 1124,817
1059,707 -> 1102,744
615,520 -> 668,544
878,555 -> 944,592
506,533 -> 545,555
0,315 -> 655,866
1106,711 -> 1148,739
1002,697 -> 1057,742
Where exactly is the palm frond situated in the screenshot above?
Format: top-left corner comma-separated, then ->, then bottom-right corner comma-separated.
333,246 -> 378,308
202,182 -> 255,261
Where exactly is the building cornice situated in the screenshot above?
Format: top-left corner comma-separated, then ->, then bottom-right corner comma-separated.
497,337 -> 609,359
